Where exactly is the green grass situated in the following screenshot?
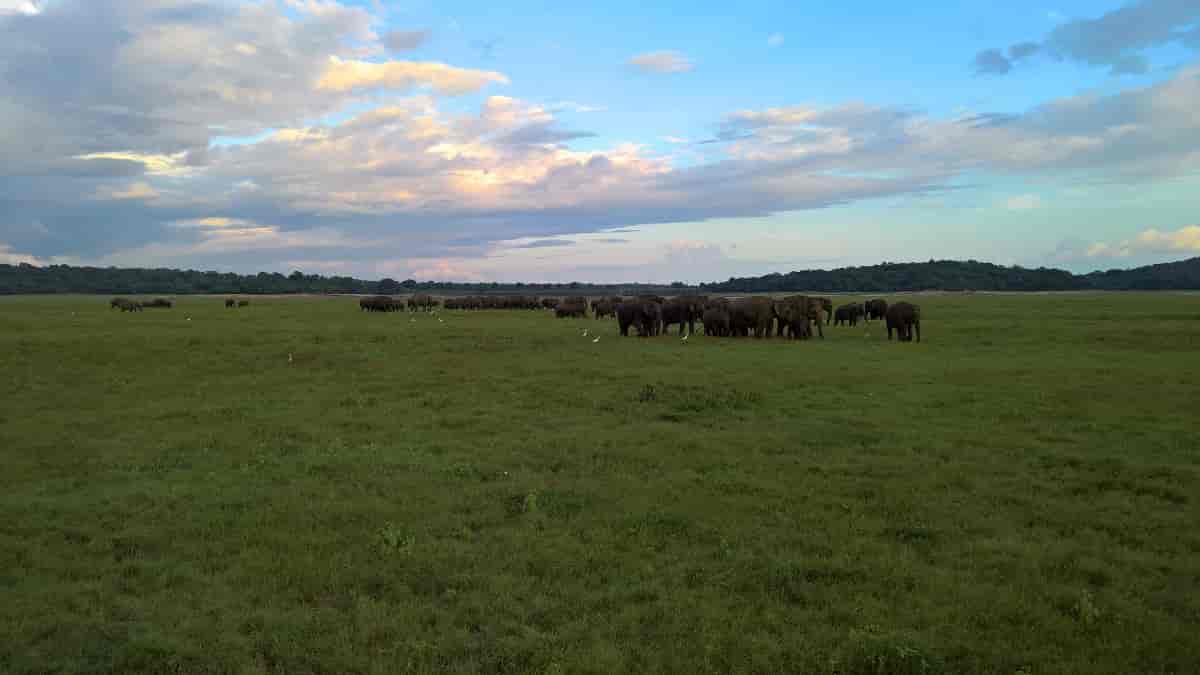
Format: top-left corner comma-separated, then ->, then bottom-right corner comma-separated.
2,293 -> 1199,674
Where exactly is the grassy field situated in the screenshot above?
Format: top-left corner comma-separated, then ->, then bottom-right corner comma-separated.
1,293 -> 1198,674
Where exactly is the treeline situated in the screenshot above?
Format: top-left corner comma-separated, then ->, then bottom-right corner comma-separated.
0,264 -> 675,296
2,257 -> 1199,295
703,258 -> 1200,293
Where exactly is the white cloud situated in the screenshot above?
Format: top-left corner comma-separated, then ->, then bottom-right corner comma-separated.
767,33 -> 785,48
0,0 -> 40,15
1005,194 -> 1041,210
5,1 -> 1200,280
0,243 -> 43,264
75,151 -> 190,177
316,56 -> 509,95
1085,225 -> 1200,258
627,51 -> 694,74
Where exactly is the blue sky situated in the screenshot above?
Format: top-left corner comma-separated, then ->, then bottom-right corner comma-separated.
1,0 -> 1198,281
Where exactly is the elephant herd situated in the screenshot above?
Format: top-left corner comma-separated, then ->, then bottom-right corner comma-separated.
355,292 -> 921,342
835,299 -> 919,341
110,297 -> 173,311
443,295 -> 543,310
615,295 -> 830,339
224,298 -> 250,308
609,294 -> 920,342
358,294 -> 438,311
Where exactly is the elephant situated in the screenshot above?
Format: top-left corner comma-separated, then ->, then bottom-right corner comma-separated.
864,299 -> 888,321
541,298 -> 559,310
361,296 -> 401,312
110,297 -> 131,309
142,298 -> 173,308
407,294 -> 438,312
774,295 -> 825,339
555,300 -> 588,318
814,297 -> 833,324
617,300 -> 662,336
114,299 -> 142,312
730,296 -> 775,338
702,307 -> 730,336
886,302 -> 921,342
592,299 -> 619,320
661,296 -> 706,335
225,298 -> 236,308
833,303 -> 864,326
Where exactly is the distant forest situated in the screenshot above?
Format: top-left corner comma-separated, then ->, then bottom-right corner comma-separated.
2,257 -> 1199,295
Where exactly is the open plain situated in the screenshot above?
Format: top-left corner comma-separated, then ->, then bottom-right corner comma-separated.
1,293 -> 1198,674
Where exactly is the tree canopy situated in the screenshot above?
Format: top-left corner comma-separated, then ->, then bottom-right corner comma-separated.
2,258 -> 1198,295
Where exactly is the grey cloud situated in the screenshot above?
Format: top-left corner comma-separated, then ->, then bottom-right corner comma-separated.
494,122 -> 596,146
972,48 -> 1012,75
510,238 -> 575,249
149,2 -> 232,24
383,29 -> 430,52
5,2 -> 1200,278
1008,41 -> 1040,60
975,0 -> 1200,76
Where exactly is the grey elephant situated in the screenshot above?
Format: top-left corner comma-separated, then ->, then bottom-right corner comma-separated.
833,303 -> 864,326
617,300 -> 662,336
702,306 -> 730,336
886,302 -> 921,342
864,299 -> 888,321
730,296 -> 775,338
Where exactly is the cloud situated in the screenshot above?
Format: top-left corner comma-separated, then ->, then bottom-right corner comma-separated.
5,1 -> 1200,279
1085,225 -> 1200,258
0,242 -> 43,264
549,101 -> 603,114
102,182 -> 160,201
508,238 -> 575,249
1005,194 -> 1041,210
974,0 -> 1200,76
1009,41 -> 1041,60
0,0 -> 39,15
493,122 -> 596,146
316,57 -> 509,94
383,29 -> 430,52
767,33 -> 784,48
75,151 -> 190,176
661,136 -> 689,144
627,51 -> 694,74
972,48 -> 1013,75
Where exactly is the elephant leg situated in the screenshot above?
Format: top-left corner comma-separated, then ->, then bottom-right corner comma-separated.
915,321 -> 921,343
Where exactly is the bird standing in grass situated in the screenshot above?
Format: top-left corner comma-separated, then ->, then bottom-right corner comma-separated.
592,336 -> 600,343
681,334 -> 689,342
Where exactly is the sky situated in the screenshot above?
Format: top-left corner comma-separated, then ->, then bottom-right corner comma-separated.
1,0 -> 1198,283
